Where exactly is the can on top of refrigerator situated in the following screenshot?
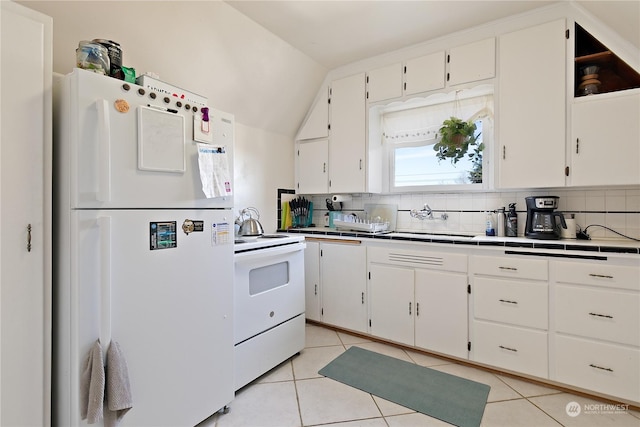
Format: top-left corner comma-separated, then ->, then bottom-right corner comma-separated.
92,39 -> 123,79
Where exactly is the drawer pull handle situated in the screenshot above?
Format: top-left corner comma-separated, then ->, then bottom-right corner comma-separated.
499,299 -> 518,305
498,345 -> 517,352
498,266 -> 518,271
589,273 -> 614,279
589,312 -> 613,319
589,363 -> 613,372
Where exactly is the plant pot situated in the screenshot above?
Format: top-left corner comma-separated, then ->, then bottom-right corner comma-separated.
451,133 -> 466,146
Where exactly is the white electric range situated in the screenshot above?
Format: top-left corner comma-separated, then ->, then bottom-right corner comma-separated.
233,234 -> 306,390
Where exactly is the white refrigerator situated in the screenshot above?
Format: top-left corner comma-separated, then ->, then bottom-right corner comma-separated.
54,68 -> 235,426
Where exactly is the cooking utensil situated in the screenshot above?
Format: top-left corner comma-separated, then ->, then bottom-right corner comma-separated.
238,207 -> 264,237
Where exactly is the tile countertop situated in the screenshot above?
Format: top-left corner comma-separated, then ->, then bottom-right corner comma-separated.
283,227 -> 640,255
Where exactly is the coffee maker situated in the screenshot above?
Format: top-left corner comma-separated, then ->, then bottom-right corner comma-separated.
525,196 -> 566,239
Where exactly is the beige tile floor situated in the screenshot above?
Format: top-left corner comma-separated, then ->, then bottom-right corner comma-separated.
201,323 -> 640,427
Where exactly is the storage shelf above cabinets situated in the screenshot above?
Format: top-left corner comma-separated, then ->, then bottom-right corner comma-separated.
574,23 -> 640,97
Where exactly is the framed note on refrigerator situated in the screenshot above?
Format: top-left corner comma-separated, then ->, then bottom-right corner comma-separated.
137,106 -> 186,173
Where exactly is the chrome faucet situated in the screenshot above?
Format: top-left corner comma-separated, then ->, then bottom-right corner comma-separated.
410,204 -> 448,221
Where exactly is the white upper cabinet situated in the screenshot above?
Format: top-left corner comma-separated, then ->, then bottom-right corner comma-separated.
297,86 -> 329,140
447,38 -> 496,86
329,73 -> 366,193
367,63 -> 403,103
570,90 -> 640,186
497,19 -> 567,189
567,23 -> 640,187
403,51 -> 446,95
296,138 -> 329,194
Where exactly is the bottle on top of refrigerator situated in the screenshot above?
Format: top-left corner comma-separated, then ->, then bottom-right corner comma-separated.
506,203 -> 518,237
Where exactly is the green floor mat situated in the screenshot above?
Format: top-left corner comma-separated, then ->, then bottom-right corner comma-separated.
318,346 -> 490,427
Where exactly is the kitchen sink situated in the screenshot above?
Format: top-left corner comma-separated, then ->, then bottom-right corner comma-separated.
393,231 -> 476,239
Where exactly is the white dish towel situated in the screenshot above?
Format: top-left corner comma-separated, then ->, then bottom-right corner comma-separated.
105,341 -> 133,427
80,339 -> 133,426
80,340 -> 105,424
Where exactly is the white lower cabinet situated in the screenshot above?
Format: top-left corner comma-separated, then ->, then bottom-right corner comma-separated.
551,259 -> 640,403
368,264 -> 414,345
368,246 -> 468,358
303,238 -> 640,404
414,269 -> 468,358
304,240 -> 321,321
555,335 -> 640,403
473,321 -> 548,378
470,254 -> 549,378
320,240 -> 367,333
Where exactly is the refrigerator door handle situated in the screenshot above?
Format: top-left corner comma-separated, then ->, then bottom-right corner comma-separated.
98,216 -> 112,356
96,100 -> 112,202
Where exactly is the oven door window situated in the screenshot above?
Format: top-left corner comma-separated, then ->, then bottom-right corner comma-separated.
249,261 -> 289,295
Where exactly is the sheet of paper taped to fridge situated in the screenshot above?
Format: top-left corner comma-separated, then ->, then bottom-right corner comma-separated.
138,106 -> 186,172
211,222 -> 231,245
197,143 -> 232,198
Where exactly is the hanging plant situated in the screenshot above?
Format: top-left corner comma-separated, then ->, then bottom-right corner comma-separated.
433,116 -> 480,164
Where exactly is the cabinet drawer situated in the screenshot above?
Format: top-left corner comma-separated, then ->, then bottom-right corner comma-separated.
474,277 -> 548,329
472,320 -> 548,378
556,285 -> 640,346
551,261 -> 640,291
555,335 -> 640,403
471,255 -> 547,280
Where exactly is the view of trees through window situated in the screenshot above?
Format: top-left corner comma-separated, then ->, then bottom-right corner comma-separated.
393,120 -> 484,187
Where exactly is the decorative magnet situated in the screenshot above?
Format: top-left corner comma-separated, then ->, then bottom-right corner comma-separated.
201,107 -> 210,133
114,99 -> 130,113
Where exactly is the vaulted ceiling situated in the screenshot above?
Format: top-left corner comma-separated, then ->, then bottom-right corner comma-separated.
226,1 -> 640,69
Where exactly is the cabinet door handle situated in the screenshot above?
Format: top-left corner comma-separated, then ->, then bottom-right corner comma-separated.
589,363 -> 613,372
589,273 -> 614,279
498,266 -> 518,272
359,159 -> 363,170
314,284 -> 318,296
416,302 -> 419,316
576,138 -> 580,154
589,312 -> 613,319
499,299 -> 518,305
323,162 -> 326,173
502,145 -> 506,160
27,224 -> 32,252
361,292 -> 364,304
409,302 -> 412,315
498,345 -> 517,352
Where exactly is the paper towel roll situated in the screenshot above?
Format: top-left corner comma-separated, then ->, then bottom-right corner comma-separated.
332,195 -> 352,203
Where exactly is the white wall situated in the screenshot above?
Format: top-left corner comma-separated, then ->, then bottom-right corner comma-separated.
234,123 -> 293,232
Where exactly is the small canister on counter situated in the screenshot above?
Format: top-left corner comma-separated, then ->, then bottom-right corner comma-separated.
92,39 -> 123,79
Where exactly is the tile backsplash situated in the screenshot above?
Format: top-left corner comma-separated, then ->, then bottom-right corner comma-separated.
308,188 -> 640,241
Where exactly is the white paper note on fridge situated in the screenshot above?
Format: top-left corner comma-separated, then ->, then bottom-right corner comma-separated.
197,143 -> 232,198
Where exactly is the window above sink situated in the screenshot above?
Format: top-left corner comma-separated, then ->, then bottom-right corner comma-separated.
370,84 -> 494,193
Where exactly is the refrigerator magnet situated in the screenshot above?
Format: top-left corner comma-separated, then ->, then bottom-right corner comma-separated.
114,99 -> 130,113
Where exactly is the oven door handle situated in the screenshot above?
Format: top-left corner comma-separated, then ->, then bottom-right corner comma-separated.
235,242 -> 306,261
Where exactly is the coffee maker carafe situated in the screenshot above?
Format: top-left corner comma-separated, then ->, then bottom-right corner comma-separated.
525,196 -> 566,239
